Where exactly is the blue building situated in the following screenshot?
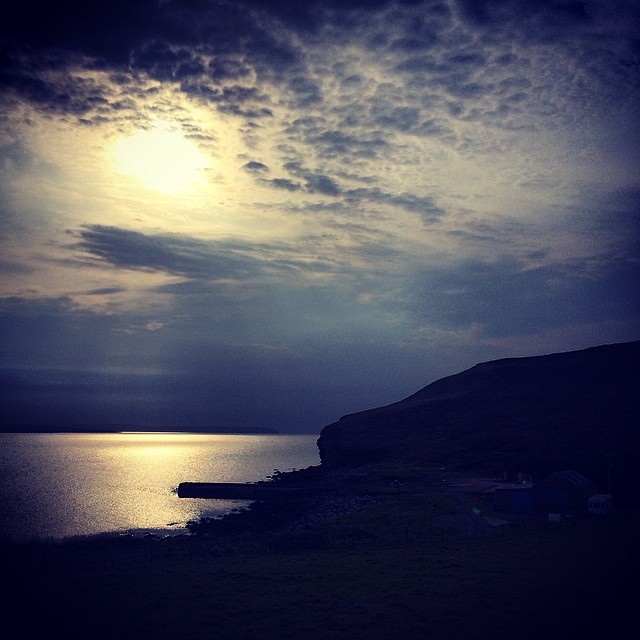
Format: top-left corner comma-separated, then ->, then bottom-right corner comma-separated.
494,469 -> 600,515
535,470 -> 598,514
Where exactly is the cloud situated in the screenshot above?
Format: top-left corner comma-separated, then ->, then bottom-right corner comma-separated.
0,62 -> 114,117
70,225 -> 351,285
410,255 -> 640,339
113,320 -> 166,335
456,0 -> 593,38
372,105 -> 421,131
308,129 -> 389,160
261,177 -> 302,191
85,287 -> 125,296
72,225 -> 260,280
243,160 -> 270,173
345,188 -> 445,222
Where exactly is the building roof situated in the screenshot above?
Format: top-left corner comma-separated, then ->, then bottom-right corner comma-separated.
538,469 -> 597,489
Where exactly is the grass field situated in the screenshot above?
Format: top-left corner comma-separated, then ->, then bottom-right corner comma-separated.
4,499 -> 638,640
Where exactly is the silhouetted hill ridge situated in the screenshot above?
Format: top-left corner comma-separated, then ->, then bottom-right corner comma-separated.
317,341 -> 640,497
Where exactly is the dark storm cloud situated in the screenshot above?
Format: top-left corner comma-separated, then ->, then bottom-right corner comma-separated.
415,117 -> 455,138
0,64 -> 113,116
262,177 -> 302,191
371,105 -> 421,131
277,160 -> 444,219
1,1 -> 303,67
456,0 -> 592,38
304,174 -> 342,196
1,1 -> 301,121
287,76 -> 323,107
345,188 -> 445,222
411,256 -> 640,338
72,224 -> 342,281
73,225 -> 261,279
243,160 -> 270,173
314,130 -> 388,159
4,0 -> 630,160
282,161 -> 341,195
210,85 -> 269,107
85,287 -> 126,296
283,121 -> 389,160
208,56 -> 254,83
130,41 -> 207,82
4,0 -> 638,121
1,1 -> 155,63
383,1 -> 638,134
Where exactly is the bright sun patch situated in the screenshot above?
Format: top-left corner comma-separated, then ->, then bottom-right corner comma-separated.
112,124 -> 209,194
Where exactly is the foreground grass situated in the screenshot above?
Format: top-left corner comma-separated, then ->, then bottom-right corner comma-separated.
4,509 -> 638,640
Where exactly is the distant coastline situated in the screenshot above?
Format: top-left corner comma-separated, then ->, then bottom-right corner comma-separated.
0,425 -> 280,435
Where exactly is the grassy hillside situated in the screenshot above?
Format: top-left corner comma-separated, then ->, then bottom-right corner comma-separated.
317,341 -> 640,499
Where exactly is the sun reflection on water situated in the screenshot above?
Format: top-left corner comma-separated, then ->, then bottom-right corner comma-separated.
0,432 -> 320,541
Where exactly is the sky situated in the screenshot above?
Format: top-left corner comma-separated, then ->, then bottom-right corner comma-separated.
1,0 -> 638,433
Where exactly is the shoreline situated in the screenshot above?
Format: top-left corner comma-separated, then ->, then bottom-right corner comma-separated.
3,459 -> 638,640
3,484 -> 637,640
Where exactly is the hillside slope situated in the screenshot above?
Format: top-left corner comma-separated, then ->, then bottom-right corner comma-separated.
317,341 -> 640,494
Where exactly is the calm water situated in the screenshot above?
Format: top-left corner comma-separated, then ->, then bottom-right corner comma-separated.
0,432 -> 320,542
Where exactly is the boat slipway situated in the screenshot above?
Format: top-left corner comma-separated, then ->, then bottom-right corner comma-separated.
177,481 -> 327,499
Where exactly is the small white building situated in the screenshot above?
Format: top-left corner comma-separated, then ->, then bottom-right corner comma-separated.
588,493 -> 613,516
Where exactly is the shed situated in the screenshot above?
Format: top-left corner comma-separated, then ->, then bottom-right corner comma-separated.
588,493 -> 613,516
535,470 -> 598,514
494,485 -> 535,512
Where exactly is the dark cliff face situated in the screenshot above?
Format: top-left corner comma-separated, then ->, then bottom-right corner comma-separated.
317,340 -> 640,487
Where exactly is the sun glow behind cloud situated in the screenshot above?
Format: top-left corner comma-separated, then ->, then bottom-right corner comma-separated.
112,124 -> 210,195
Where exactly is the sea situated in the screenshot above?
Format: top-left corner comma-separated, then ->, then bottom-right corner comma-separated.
0,432 -> 320,543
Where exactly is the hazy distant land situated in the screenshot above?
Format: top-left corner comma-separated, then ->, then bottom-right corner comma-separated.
0,425 -> 279,434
